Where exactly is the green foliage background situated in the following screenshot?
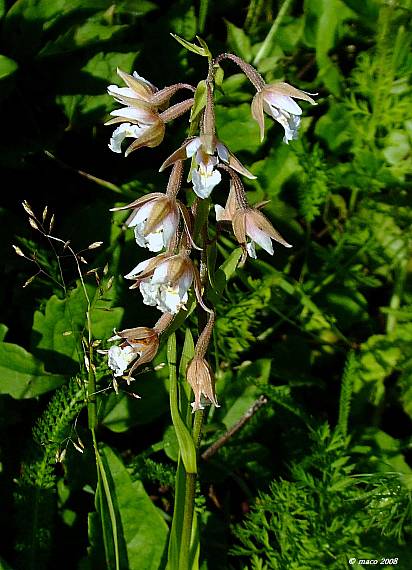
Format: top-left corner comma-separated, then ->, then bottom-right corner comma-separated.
0,0 -> 412,568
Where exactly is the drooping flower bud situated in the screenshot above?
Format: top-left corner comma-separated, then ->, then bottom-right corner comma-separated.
186,311 -> 219,412
251,82 -> 317,143
187,357 -> 219,412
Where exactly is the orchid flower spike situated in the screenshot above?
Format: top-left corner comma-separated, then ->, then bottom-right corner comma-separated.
159,134 -> 256,199
124,251 -> 207,314
252,82 -> 317,143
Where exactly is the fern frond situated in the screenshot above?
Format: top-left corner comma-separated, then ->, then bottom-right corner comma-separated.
14,378 -> 87,570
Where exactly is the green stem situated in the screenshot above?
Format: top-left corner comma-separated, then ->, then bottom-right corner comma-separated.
180,472 -> 197,570
198,0 -> 208,33
87,340 -> 98,430
253,0 -> 293,65
180,410 -> 204,570
386,259 -> 407,334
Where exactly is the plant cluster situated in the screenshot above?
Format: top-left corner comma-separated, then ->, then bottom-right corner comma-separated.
0,1 -> 411,569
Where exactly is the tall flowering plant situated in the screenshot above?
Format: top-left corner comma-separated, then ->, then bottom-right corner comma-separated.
104,36 -> 316,569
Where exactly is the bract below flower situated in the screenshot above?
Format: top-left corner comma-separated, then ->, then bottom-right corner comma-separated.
252,82 -> 316,143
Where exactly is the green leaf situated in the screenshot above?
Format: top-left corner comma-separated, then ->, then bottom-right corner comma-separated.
170,33 -> 209,57
189,80 -> 207,134
0,54 -> 18,81
163,425 -> 180,462
39,19 -> 127,57
0,341 -> 65,399
167,334 -> 197,474
0,324 -> 8,342
56,51 -> 136,126
102,370 -> 169,432
225,20 -> 252,62
215,103 -> 261,153
213,247 -> 243,296
97,445 -> 169,570
0,557 -> 14,570
31,283 -> 123,373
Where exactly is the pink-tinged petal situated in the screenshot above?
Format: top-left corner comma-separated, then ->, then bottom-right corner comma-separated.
152,261 -> 169,284
265,93 -> 302,115
186,137 -> 202,158
159,139 -> 195,171
162,212 -> 179,247
214,204 -> 226,222
110,107 -> 154,123
117,68 -> 155,99
246,224 -> 274,255
266,82 -> 317,105
108,85 -> 139,99
127,201 -> 154,227
246,241 -> 257,259
251,92 -> 265,142
124,257 -> 153,279
216,142 -> 229,162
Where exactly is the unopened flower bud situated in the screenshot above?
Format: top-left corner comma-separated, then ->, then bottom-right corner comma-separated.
187,356 -> 219,412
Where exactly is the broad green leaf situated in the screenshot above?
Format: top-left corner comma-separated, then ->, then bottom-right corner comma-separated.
0,341 -> 65,399
3,0 -> 108,57
215,103 -> 261,153
0,54 -> 18,101
102,370 -> 169,432
222,359 -> 271,429
0,55 -> 18,81
225,20 -> 252,62
100,445 -> 168,570
39,19 -> 127,57
56,51 -> 136,126
31,282 -> 123,373
0,0 -> 4,19
163,425 -> 179,462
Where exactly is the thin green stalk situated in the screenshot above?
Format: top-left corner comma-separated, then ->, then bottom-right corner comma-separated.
386,259 -> 407,334
87,339 -> 97,430
180,410 -> 204,570
198,0 -> 208,33
180,472 -> 197,570
253,0 -> 293,65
